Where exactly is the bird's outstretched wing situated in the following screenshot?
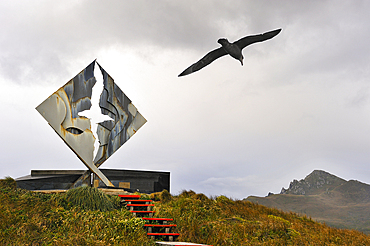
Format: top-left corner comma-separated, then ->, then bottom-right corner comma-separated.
234,28 -> 281,49
178,47 -> 227,77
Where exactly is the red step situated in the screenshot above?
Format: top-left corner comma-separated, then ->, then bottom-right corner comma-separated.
118,194 -> 140,199
130,210 -> 155,214
126,204 -> 155,207
127,203 -> 155,212
144,224 -> 177,228
148,233 -> 180,236
119,195 -> 179,242
156,243 -> 213,246
143,218 -> 173,222
123,199 -> 153,203
145,224 -> 177,234
148,232 -> 179,242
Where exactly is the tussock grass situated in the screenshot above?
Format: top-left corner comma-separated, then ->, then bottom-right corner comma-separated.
63,185 -> 118,211
0,178 -> 152,245
150,189 -> 172,203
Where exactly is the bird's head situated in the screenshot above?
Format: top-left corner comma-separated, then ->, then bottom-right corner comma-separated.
217,38 -> 229,45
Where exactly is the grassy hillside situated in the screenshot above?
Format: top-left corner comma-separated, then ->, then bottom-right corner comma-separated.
1,178 -> 370,245
246,193 -> 370,234
0,177 -> 150,246
245,171 -> 370,233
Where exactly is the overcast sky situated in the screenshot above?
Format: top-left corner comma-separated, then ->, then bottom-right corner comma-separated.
1,1 -> 370,199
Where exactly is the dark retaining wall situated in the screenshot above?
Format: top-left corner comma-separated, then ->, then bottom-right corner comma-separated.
15,169 -> 170,194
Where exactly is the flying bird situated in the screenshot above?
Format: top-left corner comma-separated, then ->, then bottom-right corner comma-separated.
178,28 -> 282,77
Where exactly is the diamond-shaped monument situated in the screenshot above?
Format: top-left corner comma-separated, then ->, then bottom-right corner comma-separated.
36,60 -> 146,187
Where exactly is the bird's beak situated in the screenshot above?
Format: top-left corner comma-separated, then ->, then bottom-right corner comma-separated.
239,57 -> 243,66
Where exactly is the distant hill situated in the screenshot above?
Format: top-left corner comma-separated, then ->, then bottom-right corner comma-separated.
245,170 -> 370,234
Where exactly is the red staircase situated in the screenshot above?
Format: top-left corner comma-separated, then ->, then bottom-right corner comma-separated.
119,194 -> 180,241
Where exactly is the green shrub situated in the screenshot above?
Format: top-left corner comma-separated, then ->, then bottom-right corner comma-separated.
119,217 -> 145,232
215,195 -> 233,204
194,193 -> 209,201
139,193 -> 150,200
149,190 -> 172,203
64,186 -> 116,211
160,189 -> 172,203
109,194 -> 121,208
178,190 -> 196,198
0,176 -> 16,189
150,191 -> 161,201
268,214 -> 291,227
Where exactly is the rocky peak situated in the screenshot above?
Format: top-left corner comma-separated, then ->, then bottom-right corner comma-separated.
280,170 -> 346,195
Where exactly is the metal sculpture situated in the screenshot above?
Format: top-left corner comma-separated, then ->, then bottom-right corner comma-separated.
36,60 -> 146,187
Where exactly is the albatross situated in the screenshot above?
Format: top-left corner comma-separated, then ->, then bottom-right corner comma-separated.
178,28 -> 282,77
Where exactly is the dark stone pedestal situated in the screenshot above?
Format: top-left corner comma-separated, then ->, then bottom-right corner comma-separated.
15,169 -> 170,194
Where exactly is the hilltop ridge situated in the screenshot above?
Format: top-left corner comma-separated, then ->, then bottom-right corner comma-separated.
280,170 -> 346,195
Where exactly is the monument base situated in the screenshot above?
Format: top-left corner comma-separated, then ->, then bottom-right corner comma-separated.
15,169 -> 170,194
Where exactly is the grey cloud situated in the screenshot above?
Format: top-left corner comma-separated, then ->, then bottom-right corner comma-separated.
3,1 -> 369,85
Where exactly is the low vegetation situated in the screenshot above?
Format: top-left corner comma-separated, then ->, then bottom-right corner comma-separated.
64,185 -> 120,211
155,190 -> 370,245
0,177 -> 149,245
1,177 -> 370,245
